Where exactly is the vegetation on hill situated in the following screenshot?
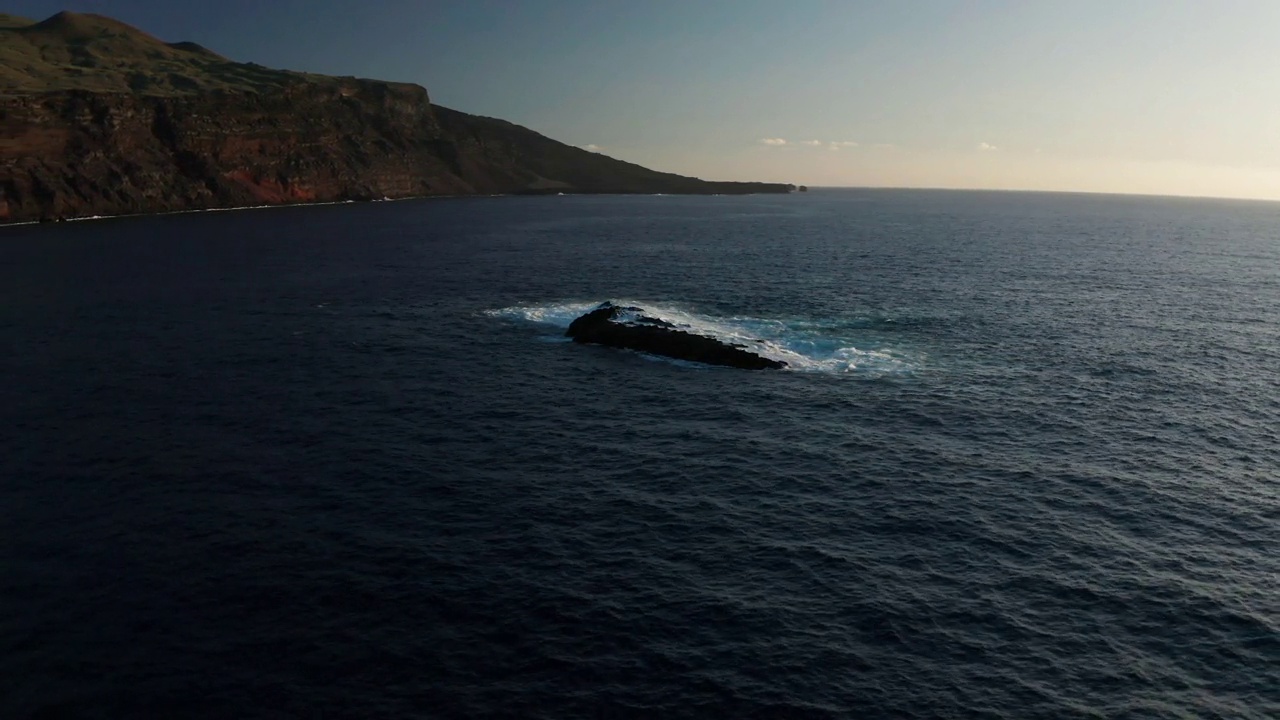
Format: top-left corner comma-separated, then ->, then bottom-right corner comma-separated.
0,11 -> 792,223
432,105 -> 778,195
0,11 -> 338,95
0,13 -> 34,28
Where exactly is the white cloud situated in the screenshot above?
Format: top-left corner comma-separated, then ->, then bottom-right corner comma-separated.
795,139 -> 859,150
978,142 -> 999,152
759,138 -> 789,146
581,144 -> 604,152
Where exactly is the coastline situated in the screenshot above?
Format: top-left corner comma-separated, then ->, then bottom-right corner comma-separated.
0,189 -> 793,230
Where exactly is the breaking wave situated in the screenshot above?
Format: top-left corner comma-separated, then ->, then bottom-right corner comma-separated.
486,300 -> 921,375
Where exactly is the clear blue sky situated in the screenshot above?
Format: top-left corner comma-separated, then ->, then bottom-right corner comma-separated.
11,1 -> 1280,199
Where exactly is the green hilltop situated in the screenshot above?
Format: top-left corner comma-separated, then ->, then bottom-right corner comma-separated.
0,10 -> 347,96
0,13 -> 34,28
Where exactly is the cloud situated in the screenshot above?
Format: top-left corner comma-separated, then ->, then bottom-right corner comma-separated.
978,142 -> 999,152
581,144 -> 603,152
792,139 -> 861,150
761,138 -> 864,150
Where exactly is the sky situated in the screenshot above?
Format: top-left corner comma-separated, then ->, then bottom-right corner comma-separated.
11,0 -> 1280,199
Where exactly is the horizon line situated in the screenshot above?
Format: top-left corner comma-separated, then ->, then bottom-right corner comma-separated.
781,185 -> 1280,205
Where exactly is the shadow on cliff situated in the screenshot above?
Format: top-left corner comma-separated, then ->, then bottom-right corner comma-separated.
0,12 -> 794,223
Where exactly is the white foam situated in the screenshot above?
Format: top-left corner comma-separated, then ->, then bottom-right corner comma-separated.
485,300 -> 602,328
486,300 -> 919,376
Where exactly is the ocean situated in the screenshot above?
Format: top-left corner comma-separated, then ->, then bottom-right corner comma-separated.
2,189 -> 1276,718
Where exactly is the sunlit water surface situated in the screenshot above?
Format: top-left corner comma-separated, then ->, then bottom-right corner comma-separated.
2,190 -> 1277,718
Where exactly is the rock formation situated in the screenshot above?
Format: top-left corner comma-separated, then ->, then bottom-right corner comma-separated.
566,303 -> 787,370
0,12 -> 794,224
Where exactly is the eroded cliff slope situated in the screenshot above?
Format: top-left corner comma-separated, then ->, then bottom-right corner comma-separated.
0,12 -> 791,223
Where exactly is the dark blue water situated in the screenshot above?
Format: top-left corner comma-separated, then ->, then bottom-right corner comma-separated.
2,190 -> 1277,719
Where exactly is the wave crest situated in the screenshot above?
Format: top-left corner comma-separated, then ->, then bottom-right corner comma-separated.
486,300 -> 920,376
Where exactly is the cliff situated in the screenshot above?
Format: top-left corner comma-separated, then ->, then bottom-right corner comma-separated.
0,12 -> 792,223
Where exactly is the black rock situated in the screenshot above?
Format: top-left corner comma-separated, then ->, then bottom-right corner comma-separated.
566,303 -> 787,370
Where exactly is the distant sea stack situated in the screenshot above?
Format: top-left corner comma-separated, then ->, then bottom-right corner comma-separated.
0,12 -> 794,224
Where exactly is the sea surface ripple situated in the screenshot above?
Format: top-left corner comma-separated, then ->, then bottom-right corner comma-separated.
2,190 -> 1277,718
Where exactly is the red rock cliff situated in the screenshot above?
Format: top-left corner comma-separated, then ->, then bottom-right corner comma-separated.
0,12 -> 793,223
0,81 -> 474,221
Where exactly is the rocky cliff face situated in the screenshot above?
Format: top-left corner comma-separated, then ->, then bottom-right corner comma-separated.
0,12 -> 792,224
0,81 -> 466,222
